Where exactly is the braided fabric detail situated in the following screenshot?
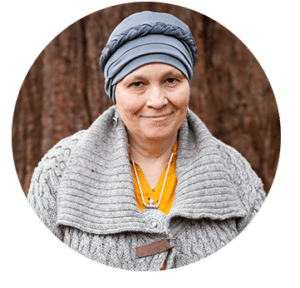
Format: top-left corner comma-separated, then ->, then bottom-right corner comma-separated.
27,131 -> 84,240
63,227 -> 168,271
100,22 -> 197,72
166,218 -> 239,269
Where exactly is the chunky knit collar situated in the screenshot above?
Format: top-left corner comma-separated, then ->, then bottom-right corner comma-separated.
56,107 -> 246,235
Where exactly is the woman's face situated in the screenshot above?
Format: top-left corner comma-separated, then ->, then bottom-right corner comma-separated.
115,63 -> 190,143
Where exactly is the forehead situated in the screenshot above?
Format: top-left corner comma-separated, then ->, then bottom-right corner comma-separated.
122,63 -> 183,80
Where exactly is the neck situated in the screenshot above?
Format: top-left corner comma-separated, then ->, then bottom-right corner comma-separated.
128,132 -> 177,165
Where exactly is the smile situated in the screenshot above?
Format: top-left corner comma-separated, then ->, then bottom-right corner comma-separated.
141,112 -> 174,118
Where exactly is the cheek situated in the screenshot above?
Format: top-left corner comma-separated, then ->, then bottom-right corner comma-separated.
172,85 -> 190,108
115,86 -> 142,118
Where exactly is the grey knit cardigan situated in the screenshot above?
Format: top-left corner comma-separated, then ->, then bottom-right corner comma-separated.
27,106 -> 266,271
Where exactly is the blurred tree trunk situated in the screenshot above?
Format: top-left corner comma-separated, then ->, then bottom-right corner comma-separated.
12,2 -> 280,196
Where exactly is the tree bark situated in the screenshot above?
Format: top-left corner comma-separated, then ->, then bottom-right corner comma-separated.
12,2 -> 280,196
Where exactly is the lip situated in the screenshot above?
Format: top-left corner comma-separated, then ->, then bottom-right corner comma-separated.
141,112 -> 174,118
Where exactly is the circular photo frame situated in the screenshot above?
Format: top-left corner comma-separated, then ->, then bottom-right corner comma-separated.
12,2 -> 280,272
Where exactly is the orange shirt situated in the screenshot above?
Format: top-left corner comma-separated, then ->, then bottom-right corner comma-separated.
130,143 -> 177,214
130,143 -> 177,270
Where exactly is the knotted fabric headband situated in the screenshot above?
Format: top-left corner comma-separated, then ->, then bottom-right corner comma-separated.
100,11 -> 197,103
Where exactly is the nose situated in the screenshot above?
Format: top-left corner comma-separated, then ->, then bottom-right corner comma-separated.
146,86 -> 168,109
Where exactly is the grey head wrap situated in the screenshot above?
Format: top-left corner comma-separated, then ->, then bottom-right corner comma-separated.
99,11 -> 197,104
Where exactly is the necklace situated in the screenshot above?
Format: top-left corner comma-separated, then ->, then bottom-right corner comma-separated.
131,151 -> 174,229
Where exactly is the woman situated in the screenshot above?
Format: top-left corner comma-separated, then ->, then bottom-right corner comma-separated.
27,11 -> 265,271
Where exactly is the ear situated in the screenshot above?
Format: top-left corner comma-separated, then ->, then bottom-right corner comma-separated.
113,85 -> 118,108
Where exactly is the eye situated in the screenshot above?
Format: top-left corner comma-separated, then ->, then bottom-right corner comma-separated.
165,78 -> 178,85
130,81 -> 144,88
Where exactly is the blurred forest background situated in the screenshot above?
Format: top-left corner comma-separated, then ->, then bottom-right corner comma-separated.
12,2 -> 280,196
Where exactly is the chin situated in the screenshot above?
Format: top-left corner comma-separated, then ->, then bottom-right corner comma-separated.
142,128 -> 178,142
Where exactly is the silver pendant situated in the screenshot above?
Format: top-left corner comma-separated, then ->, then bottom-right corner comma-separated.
141,209 -> 166,230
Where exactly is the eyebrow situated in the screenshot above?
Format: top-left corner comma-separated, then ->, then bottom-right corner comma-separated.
126,67 -> 184,82
126,74 -> 147,82
162,68 -> 184,78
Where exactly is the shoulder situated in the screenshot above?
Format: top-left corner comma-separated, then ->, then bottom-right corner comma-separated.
214,137 -> 266,211
214,138 -> 253,173
213,137 -> 263,191
31,130 -> 86,181
28,130 -> 86,189
27,130 -> 86,204
29,130 -> 87,196
31,105 -> 118,188
37,130 -> 86,173
38,106 -> 117,169
27,130 -> 88,239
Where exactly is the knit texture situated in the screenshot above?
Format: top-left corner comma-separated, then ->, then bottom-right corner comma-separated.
27,107 -> 266,270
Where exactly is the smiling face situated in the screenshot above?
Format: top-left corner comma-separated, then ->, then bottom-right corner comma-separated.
115,63 -> 190,144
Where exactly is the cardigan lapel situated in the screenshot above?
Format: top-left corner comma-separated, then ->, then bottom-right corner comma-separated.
57,107 -> 246,236
166,110 -> 247,225
57,107 -> 157,235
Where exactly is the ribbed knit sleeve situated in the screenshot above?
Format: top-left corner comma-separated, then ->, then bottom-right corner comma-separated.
216,139 -> 266,233
27,131 -> 84,240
